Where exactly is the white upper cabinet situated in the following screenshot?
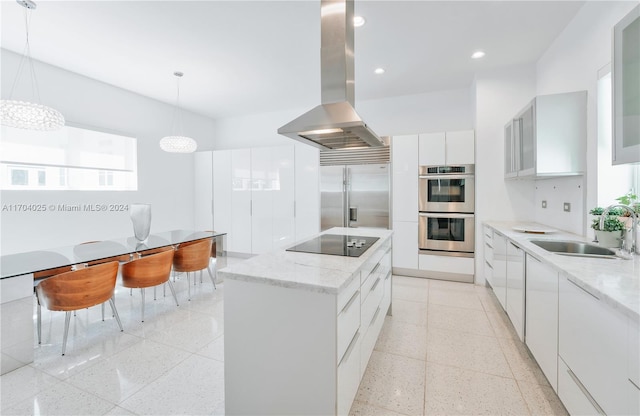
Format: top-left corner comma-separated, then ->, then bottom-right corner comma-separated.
418,132 -> 445,166
211,144 -> 318,255
419,130 -> 475,166
444,130 -> 475,165
194,151 -> 213,230
294,143 -> 320,242
392,135 -> 419,223
612,5 -> 640,165
391,135 -> 419,270
230,149 -> 252,254
505,91 -> 587,179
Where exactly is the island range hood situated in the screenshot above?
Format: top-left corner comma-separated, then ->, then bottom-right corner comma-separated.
278,0 -> 384,150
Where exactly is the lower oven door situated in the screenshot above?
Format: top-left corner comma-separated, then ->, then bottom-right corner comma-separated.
419,212 -> 475,253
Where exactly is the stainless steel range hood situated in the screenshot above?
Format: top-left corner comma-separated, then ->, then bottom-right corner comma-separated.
278,0 -> 384,150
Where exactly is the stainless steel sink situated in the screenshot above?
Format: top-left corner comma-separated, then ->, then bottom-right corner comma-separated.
529,240 -> 618,259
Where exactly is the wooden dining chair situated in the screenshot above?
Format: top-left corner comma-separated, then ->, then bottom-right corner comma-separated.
35,261 -> 123,356
173,238 -> 215,301
120,247 -> 178,322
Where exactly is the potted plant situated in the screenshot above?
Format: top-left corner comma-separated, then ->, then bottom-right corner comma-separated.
589,207 -> 625,248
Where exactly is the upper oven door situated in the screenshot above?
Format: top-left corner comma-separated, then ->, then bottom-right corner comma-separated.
418,174 -> 475,213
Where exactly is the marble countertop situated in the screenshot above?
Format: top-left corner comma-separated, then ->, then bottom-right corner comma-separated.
484,221 -> 640,323
217,227 -> 393,295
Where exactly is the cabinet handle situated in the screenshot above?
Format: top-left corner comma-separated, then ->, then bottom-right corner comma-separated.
566,278 -> 600,301
370,306 -> 381,327
566,367 -> 606,416
629,378 -> 640,391
385,271 -> 391,281
338,331 -> 360,367
370,262 -> 381,276
485,260 -> 493,269
370,277 -> 382,293
509,242 -> 521,250
527,254 -> 541,263
341,290 -> 360,314
485,242 -> 493,249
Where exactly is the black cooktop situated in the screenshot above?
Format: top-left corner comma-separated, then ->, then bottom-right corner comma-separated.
286,234 -> 379,257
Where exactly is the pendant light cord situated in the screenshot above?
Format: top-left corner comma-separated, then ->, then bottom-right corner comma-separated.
170,73 -> 185,136
8,7 -> 41,103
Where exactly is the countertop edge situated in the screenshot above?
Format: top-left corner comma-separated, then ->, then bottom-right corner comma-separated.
484,221 -> 640,323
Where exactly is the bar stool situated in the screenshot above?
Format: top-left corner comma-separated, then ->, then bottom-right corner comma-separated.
120,247 -> 178,322
35,261 -> 123,356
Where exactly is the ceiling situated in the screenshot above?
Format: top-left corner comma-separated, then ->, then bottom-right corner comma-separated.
1,1 -> 585,120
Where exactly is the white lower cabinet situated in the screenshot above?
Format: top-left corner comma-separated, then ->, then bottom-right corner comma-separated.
524,254 -> 558,391
492,232 -> 507,310
392,221 -> 418,270
505,241 -> 525,341
558,274 -> 628,415
629,317 -> 640,415
557,357 -> 602,416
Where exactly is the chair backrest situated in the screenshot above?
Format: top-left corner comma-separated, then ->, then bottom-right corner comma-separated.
173,238 -> 212,273
36,261 -> 119,312
121,247 -> 175,289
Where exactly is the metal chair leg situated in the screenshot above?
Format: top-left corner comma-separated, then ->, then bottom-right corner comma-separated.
167,280 -> 179,306
187,272 -> 191,301
62,311 -> 71,356
154,286 -> 157,301
109,297 -> 124,332
207,266 -> 217,290
102,303 -> 105,321
200,270 -> 203,284
141,288 -> 145,322
37,302 -> 42,344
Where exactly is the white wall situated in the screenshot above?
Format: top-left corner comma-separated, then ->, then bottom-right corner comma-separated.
535,1 -> 638,235
211,88 -> 474,150
473,63 -> 537,285
0,49 -> 216,255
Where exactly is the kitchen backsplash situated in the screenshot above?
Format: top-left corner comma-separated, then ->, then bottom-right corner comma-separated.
534,176 -> 586,235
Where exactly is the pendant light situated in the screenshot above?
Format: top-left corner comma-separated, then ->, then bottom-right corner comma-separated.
1,0 -> 65,131
159,71 -> 197,153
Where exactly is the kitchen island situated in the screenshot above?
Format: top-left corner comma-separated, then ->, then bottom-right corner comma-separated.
218,227 -> 393,416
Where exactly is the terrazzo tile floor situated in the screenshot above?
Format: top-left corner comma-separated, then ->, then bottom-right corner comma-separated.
1,259 -> 568,415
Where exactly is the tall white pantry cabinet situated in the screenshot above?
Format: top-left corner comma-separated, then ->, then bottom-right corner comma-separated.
194,143 -> 320,255
391,130 -> 475,279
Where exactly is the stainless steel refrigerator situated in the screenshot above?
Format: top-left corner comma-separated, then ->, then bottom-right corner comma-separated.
320,164 -> 390,231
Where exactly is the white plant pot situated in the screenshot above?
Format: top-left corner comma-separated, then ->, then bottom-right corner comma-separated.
594,230 -> 623,248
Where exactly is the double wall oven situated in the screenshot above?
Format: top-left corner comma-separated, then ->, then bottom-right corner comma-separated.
418,164 -> 475,257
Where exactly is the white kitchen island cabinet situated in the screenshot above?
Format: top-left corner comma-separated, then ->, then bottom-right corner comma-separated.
218,228 -> 393,416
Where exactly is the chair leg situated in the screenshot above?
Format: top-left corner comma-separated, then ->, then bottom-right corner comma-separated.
207,266 -> 217,290
200,270 -> 203,284
167,280 -> 179,306
187,272 -> 191,301
154,286 -> 157,301
37,302 -> 42,345
102,303 -> 105,321
62,311 -> 71,356
109,297 -> 124,332
141,288 -> 145,322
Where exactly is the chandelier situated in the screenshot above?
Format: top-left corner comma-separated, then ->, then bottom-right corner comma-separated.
159,72 -> 197,153
1,0 -> 65,131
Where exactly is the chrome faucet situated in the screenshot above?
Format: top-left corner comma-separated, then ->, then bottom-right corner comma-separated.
600,204 -> 638,255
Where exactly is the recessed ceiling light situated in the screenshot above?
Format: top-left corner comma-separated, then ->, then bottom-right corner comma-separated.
471,50 -> 486,59
374,68 -> 385,75
353,16 -> 365,27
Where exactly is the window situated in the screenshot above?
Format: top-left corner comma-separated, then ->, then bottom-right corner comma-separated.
10,168 -> 28,186
0,124 -> 137,191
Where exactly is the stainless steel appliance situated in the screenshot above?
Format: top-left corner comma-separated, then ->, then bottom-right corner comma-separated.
321,164 -> 390,231
286,234 -> 379,257
277,0 -> 383,150
418,212 -> 475,255
418,164 -> 475,256
419,164 -> 475,213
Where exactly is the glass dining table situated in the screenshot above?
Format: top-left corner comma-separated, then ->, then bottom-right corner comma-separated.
0,230 -> 226,375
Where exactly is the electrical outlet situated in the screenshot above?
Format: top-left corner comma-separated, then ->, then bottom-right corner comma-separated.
542,200 -> 547,209
563,202 -> 571,212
